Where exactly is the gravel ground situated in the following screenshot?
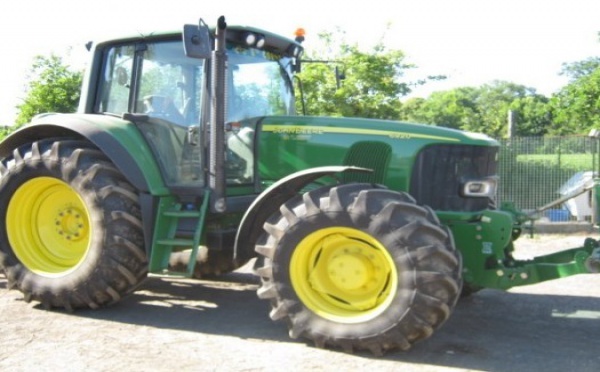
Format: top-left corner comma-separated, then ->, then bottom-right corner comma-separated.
1,232 -> 599,371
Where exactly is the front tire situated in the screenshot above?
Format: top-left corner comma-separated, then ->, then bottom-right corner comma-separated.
0,139 -> 148,310
255,183 -> 461,355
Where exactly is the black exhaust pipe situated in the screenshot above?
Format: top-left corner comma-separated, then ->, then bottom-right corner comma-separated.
209,16 -> 227,213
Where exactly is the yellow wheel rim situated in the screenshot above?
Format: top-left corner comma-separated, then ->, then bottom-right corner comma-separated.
6,177 -> 91,277
290,227 -> 397,324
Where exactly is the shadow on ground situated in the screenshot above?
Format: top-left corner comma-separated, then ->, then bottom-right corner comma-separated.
1,272 -> 598,371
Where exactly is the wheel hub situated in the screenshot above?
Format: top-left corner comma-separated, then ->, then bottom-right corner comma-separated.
7,177 -> 92,276
328,253 -> 372,290
55,207 -> 86,241
291,227 -> 398,323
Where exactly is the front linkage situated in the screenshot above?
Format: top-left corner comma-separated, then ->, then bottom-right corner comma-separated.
442,207 -> 600,292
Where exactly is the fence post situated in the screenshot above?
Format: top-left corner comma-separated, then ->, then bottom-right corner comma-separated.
507,110 -> 516,138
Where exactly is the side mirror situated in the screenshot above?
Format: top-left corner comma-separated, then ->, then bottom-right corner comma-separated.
183,19 -> 212,59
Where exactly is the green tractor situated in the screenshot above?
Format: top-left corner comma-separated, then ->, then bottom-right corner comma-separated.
0,16 -> 598,355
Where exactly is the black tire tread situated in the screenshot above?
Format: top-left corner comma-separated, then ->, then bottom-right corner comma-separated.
254,183 -> 461,354
0,139 -> 148,310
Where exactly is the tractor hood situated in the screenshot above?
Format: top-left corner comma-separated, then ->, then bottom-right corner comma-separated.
258,115 -> 499,147
254,115 -> 500,194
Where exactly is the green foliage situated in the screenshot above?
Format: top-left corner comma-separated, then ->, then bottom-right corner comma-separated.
15,54 -> 83,127
297,29 -> 417,119
399,81 -> 551,138
399,87 -> 479,130
509,95 -> 552,137
558,57 -> 600,81
295,32 -> 597,138
547,60 -> 600,135
0,127 -> 11,141
517,153 -> 593,169
396,58 -> 600,138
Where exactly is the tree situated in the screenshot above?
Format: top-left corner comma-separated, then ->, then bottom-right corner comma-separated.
15,54 -> 83,127
400,87 -> 480,131
0,127 -> 10,141
508,94 -> 552,136
470,81 -> 551,137
547,58 -> 600,135
400,81 -> 551,138
558,57 -> 600,81
297,30 -> 425,119
397,97 -> 428,123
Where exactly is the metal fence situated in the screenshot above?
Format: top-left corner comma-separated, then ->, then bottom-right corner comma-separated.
497,136 -> 599,222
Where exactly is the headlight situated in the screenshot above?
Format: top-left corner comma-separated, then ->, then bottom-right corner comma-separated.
242,32 -> 265,49
461,177 -> 498,198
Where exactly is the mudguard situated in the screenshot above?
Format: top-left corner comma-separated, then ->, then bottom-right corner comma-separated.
0,113 -> 168,195
233,165 -> 371,262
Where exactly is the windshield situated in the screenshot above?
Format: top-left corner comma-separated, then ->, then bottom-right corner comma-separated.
227,45 -> 295,121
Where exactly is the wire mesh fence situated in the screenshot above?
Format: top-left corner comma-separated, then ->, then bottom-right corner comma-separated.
497,136 -> 599,222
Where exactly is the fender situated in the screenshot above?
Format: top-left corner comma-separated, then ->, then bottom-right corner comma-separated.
233,165 -> 371,262
0,113 -> 168,195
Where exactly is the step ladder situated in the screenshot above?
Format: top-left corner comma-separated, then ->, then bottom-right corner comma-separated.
149,194 -> 210,277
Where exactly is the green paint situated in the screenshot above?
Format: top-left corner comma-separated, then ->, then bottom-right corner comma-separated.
257,116 -> 497,192
441,210 -> 599,290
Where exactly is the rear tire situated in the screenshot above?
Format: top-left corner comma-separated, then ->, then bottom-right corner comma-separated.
255,183 -> 461,355
0,139 -> 148,310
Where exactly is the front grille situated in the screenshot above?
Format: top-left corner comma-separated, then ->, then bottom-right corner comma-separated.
410,144 -> 498,212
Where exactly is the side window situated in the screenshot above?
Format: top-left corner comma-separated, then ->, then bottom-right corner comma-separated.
97,45 -> 135,114
97,40 -> 207,187
97,42 -> 204,127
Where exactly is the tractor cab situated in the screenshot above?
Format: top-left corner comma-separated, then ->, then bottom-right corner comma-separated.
85,24 -> 302,191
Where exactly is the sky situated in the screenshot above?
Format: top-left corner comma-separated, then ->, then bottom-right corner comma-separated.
0,0 -> 599,125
